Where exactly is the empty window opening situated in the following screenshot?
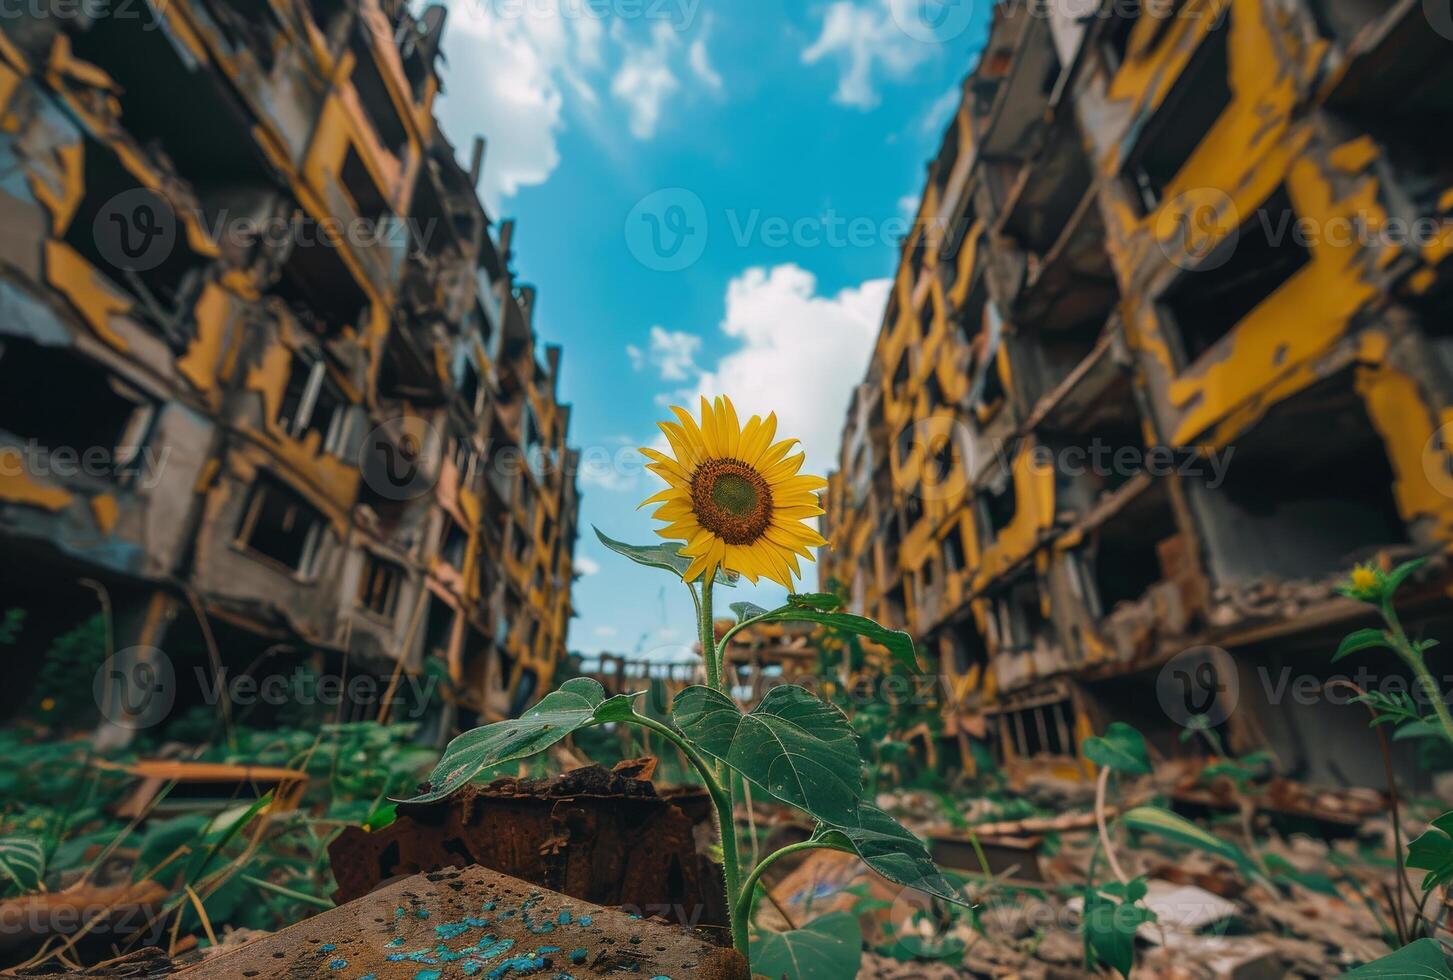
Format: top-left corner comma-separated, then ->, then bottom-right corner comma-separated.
440,516 -> 469,570
975,470 -> 1018,543
931,433 -> 957,487
237,476 -> 327,575
1044,418 -> 1147,511
349,34 -> 410,157
891,354 -> 910,399
977,350 -> 1006,409
1198,373 -> 1410,584
1085,480 -> 1178,616
423,594 -> 455,660
884,583 -> 907,629
275,218 -> 370,335
456,358 -> 482,413
358,553 -> 404,618
63,141 -> 207,343
0,339 -> 154,481
1122,14 -> 1231,215
1161,185 -> 1312,368
944,528 -> 967,574
277,350 -> 349,453
340,146 -> 392,230
1011,318 -> 1104,410
510,667 -> 539,716
989,574 -> 1053,655
1100,0 -> 1141,72
949,618 -> 987,675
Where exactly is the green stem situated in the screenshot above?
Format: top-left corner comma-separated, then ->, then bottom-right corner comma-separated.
1385,601 -> 1453,746
733,840 -> 850,928
701,577 -> 719,691
238,873 -> 333,909
606,712 -> 745,955
695,576 -> 749,956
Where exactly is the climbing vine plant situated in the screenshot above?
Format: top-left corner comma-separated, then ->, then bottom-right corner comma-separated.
404,541 -> 969,971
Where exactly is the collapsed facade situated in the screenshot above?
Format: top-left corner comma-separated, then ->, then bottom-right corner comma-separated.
0,0 -> 579,734
822,0 -> 1453,783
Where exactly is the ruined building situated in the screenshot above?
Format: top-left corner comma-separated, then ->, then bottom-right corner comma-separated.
0,0 -> 580,733
822,0 -> 1453,784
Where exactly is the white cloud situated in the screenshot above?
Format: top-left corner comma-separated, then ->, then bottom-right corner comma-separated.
611,22 -> 681,139
435,2 -> 721,205
688,38 -> 723,91
593,625 -> 618,638
575,555 -> 601,576
685,264 -> 890,475
801,0 -> 932,109
628,325 -> 702,381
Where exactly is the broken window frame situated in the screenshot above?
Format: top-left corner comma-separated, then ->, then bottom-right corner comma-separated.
357,551 -> 405,620
277,349 -> 351,454
235,476 -> 329,579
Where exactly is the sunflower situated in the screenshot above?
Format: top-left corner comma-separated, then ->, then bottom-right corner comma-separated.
639,396 -> 827,588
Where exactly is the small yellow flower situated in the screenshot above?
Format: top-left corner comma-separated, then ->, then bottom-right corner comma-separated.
39,697 -> 55,712
1349,565 -> 1380,594
1343,563 -> 1385,602
640,396 -> 827,588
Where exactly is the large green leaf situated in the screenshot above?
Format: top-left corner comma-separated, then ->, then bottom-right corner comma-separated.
1407,811 -> 1453,891
1082,722 -> 1151,775
593,528 -> 737,585
1082,877 -> 1154,979
400,679 -> 636,803
0,837 -> 45,895
732,597 -> 919,673
816,804 -> 970,907
1342,938 -> 1453,978
751,911 -> 863,980
673,684 -> 862,824
1120,805 -> 1251,871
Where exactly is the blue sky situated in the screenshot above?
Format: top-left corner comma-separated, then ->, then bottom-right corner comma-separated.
434,0 -> 990,658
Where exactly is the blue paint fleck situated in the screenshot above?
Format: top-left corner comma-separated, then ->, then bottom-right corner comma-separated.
320,944 -> 337,953
385,937 -> 405,948
326,959 -> 347,970
557,910 -> 572,925
415,908 -> 430,919
486,955 -> 546,979
436,921 -> 471,940
578,915 -> 592,926
474,937 -> 515,960
569,948 -> 587,964
413,971 -> 442,980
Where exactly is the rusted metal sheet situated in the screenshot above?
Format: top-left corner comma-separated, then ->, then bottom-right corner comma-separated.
175,865 -> 748,980
328,764 -> 728,931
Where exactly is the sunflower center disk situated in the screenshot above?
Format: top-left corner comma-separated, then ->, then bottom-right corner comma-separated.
691,458 -> 773,545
